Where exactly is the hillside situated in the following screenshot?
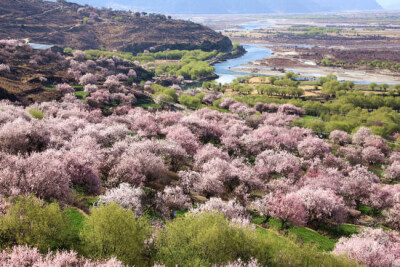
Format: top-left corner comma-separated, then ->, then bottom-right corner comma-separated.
70,0 -> 382,14
0,41 -> 153,104
0,0 -> 232,53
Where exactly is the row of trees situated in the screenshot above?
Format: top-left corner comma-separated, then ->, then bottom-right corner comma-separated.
255,84 -> 304,97
156,60 -> 215,80
0,196 -> 355,267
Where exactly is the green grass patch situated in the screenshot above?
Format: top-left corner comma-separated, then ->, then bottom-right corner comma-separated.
290,227 -> 337,251
317,223 -> 359,239
175,210 -> 189,218
369,164 -> 385,178
251,214 -> 267,225
28,109 -> 44,120
358,205 -> 382,217
75,91 -> 89,97
252,212 -> 349,251
63,208 -> 86,234
74,91 -> 89,100
339,224 -> 359,236
85,197 -> 99,207
301,115 -> 321,121
265,217 -> 282,229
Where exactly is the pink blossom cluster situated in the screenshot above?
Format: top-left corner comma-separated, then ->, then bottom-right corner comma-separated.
98,183 -> 144,215
0,245 -> 123,267
192,198 -> 251,225
56,83 -> 75,94
0,63 -> 10,73
333,228 -> 400,267
329,130 -> 351,145
156,186 -> 191,218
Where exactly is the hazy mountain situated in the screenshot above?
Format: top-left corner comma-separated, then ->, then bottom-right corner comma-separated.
377,0 -> 400,9
70,0 -> 382,14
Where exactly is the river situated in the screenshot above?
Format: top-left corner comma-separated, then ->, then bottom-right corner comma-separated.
214,44 -> 395,85
214,44 -> 272,84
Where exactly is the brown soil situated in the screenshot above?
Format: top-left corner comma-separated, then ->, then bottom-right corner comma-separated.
0,0 -> 232,54
0,46 -> 70,104
0,43 -> 151,104
297,47 -> 400,65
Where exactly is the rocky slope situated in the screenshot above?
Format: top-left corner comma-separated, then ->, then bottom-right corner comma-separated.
0,0 -> 231,53
0,41 -> 151,104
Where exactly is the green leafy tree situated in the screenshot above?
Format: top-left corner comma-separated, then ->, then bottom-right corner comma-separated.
379,83 -> 389,92
151,84 -> 178,101
318,74 -> 337,86
321,58 -> 333,66
284,71 -> 298,80
0,196 -> 69,253
321,80 -> 342,96
155,212 -> 268,266
269,76 -> 278,85
178,94 -> 202,109
368,82 -> 378,91
28,109 -> 45,120
81,203 -> 150,266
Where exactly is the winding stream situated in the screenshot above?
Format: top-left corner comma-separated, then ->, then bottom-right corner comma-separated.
214,44 -> 272,84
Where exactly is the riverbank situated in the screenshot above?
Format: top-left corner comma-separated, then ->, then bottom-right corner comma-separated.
213,44 -> 272,84
214,44 -> 400,84
235,45 -> 400,84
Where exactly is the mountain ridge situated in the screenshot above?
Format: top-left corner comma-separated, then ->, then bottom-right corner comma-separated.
70,0 -> 382,14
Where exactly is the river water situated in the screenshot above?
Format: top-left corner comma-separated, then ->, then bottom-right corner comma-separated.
214,44 -> 272,84
214,44 -> 392,85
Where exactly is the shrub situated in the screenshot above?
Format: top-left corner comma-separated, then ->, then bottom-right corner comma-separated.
298,136 -> 331,159
98,183 -> 143,215
0,196 -> 69,253
28,109 -> 44,120
0,151 -> 70,201
385,161 -> 400,181
156,186 -> 191,218
155,212 -> 269,266
0,118 -> 50,154
0,245 -> 123,266
79,73 -> 97,85
56,83 -> 75,94
362,146 -> 385,165
352,127 -> 372,145
178,94 -> 202,109
191,198 -> 250,225
334,228 -> 400,267
329,130 -> 351,145
165,125 -> 200,155
81,203 -> 150,266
